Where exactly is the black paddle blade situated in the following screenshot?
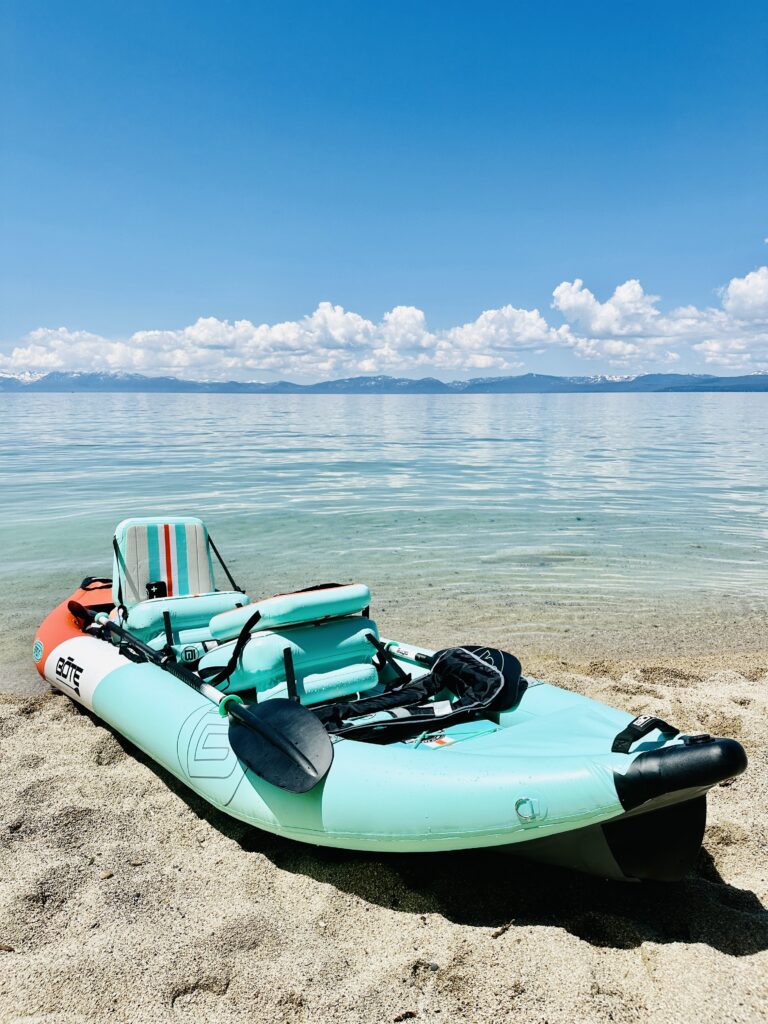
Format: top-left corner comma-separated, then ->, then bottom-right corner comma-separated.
227,698 -> 334,794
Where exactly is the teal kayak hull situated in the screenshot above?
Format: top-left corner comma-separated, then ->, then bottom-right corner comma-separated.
35,591 -> 747,879
91,661 -> 627,852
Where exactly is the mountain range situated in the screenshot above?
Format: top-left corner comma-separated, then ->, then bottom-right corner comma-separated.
2,370 -> 768,393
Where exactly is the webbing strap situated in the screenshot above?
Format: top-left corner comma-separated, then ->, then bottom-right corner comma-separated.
611,715 -> 679,754
162,610 -> 174,654
199,608 -> 262,690
112,536 -> 128,621
283,647 -> 299,702
365,632 -> 411,685
80,577 -> 112,591
208,535 -> 245,594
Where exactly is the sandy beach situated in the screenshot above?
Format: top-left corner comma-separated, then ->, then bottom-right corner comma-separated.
4,0 -> 767,1018
1,634 -> 766,1024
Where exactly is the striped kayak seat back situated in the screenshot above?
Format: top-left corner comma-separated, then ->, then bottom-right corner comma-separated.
112,517 -> 215,608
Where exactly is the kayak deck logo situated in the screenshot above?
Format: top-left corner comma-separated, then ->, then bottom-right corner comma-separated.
176,705 -> 243,802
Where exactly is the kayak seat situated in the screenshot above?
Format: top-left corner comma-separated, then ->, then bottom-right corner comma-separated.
126,591 -> 250,644
199,584 -> 381,704
112,516 -> 249,644
208,583 -> 371,640
244,662 -> 380,706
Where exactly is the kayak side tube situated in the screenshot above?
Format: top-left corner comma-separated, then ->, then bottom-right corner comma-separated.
36,611 -> 747,869
88,660 -> 631,852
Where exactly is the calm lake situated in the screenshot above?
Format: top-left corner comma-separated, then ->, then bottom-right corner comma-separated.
2,392 -> 766,692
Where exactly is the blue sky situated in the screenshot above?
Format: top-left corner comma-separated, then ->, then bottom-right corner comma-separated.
1,1 -> 767,380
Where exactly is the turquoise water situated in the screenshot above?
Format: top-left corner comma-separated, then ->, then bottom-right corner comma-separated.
2,392 -> 766,692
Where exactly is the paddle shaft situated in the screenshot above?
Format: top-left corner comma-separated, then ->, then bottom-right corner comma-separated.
68,600 -> 326,782
69,601 -> 226,706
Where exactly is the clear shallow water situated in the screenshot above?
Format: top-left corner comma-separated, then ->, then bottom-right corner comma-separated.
1,392 -> 766,692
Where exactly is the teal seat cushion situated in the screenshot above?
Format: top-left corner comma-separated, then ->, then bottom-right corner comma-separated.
123,591 -> 250,642
199,616 -> 379,695
209,583 -> 371,641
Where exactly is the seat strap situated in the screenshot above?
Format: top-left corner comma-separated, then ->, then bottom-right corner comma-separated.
162,610 -> 175,657
365,632 -> 411,685
208,535 -> 245,594
112,536 -> 129,621
283,647 -> 299,702
199,608 -> 262,690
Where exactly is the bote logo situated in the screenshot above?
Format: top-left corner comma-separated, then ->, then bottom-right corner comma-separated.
56,656 -> 84,694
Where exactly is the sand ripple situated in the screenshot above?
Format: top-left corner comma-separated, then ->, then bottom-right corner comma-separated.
0,658 -> 766,1024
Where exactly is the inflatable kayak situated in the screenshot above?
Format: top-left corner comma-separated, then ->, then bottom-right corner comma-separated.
33,517 -> 747,881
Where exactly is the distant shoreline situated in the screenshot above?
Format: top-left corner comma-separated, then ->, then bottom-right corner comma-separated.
2,370 -> 768,394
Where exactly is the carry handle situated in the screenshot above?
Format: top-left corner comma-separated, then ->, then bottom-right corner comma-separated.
611,715 -> 679,754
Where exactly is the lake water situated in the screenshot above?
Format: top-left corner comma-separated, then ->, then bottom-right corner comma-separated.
1,392 -> 766,692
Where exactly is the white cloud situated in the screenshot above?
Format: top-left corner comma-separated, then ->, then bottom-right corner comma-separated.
552,267 -> 768,370
552,278 -> 661,337
720,265 -> 768,319
3,266 -> 768,379
0,300 -> 564,379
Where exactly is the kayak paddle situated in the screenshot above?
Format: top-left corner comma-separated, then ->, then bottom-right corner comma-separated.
67,601 -> 333,794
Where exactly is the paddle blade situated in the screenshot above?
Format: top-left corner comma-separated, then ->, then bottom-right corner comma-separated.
68,600 -> 94,627
228,698 -> 334,794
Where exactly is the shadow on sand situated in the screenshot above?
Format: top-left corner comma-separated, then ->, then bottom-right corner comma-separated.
108,724 -> 767,958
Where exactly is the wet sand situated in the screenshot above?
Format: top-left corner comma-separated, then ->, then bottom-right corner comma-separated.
1,635 -> 766,1023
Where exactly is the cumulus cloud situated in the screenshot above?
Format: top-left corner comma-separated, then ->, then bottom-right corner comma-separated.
553,278 -> 662,338
3,266 -> 768,379
552,268 -> 768,370
720,265 -> 768,319
0,301 -> 565,379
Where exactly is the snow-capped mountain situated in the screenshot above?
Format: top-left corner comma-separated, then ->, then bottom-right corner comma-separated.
0,370 -> 766,393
